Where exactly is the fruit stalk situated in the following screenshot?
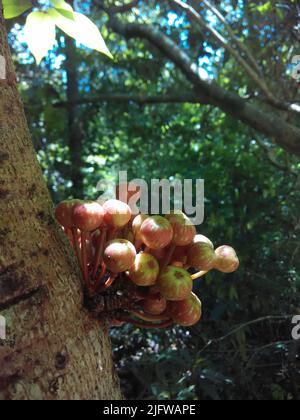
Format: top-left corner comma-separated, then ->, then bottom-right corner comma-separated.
93,228 -> 107,279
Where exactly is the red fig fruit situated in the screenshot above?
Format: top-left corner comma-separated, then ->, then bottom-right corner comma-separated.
187,236 -> 215,271
193,234 -> 214,249
168,292 -> 202,326
157,266 -> 192,301
103,199 -> 132,229
103,239 -> 136,273
214,245 -> 239,273
128,253 -> 159,286
140,216 -> 173,250
143,295 -> 167,315
55,199 -> 81,228
73,201 -> 104,232
132,214 -> 148,239
165,211 -> 196,246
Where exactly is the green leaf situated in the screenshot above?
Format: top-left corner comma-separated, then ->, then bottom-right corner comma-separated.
24,11 -> 56,65
3,0 -> 32,19
50,0 -> 75,20
48,8 -> 113,59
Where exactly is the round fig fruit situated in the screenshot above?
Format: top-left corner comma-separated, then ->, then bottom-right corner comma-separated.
103,199 -> 132,229
168,292 -> 202,326
128,253 -> 159,286
194,234 -> 214,249
132,214 -> 148,239
187,239 -> 215,271
55,199 -> 82,228
165,211 -> 196,246
140,216 -> 173,250
157,266 -> 192,301
103,239 -> 136,273
142,295 -> 167,315
214,245 -> 239,273
73,201 -> 104,232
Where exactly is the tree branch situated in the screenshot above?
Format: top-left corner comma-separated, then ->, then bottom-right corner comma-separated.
108,17 -> 300,157
168,0 -> 300,115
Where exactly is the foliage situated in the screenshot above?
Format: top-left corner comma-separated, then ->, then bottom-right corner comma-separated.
7,0 -> 300,400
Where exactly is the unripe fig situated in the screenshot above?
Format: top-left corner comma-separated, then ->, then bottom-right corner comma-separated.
103,199 -> 132,228
140,216 -> 173,250
55,199 -> 81,228
214,245 -> 239,273
168,292 -> 202,326
143,295 -> 167,315
103,239 -> 136,273
73,201 -> 104,232
187,238 -> 215,271
116,183 -> 141,204
157,266 -> 192,301
165,211 -> 196,246
193,234 -> 214,249
128,253 -> 159,286
132,214 -> 148,239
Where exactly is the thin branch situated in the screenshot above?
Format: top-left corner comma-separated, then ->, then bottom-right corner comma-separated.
108,17 -> 300,156
254,136 -> 298,176
197,315 -> 295,356
97,0 -> 139,15
201,0 -> 262,76
168,0 -> 299,115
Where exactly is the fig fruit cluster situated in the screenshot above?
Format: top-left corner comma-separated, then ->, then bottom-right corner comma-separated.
55,185 -> 239,329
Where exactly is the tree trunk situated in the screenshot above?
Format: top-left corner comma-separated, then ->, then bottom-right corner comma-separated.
0,4 -> 122,400
65,0 -> 85,197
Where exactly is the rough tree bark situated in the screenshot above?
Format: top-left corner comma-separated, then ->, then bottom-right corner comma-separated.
0,4 -> 122,400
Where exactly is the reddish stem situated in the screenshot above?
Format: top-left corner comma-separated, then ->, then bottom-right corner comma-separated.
97,273 -> 117,293
92,228 -> 107,279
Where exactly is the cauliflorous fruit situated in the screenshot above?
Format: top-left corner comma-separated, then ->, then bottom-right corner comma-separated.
157,266 -> 192,301
142,295 -> 167,315
214,245 -> 239,273
55,199 -> 82,228
104,239 -> 136,273
103,199 -> 132,228
187,237 -> 215,271
168,292 -> 202,326
140,216 -> 173,249
128,253 -> 160,286
165,211 -> 196,246
73,201 -> 104,231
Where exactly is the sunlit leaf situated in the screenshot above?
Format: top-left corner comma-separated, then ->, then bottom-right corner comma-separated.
50,0 -> 75,20
24,11 -> 56,65
48,8 -> 113,58
3,0 -> 32,19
